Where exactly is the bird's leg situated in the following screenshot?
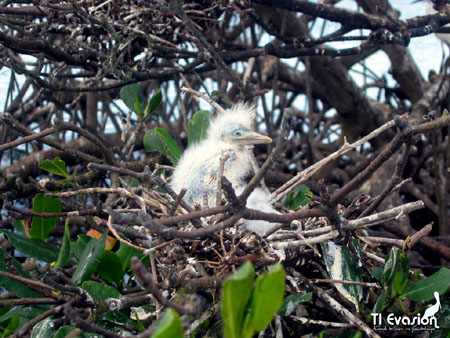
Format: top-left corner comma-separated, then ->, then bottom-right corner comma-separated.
216,150 -> 233,207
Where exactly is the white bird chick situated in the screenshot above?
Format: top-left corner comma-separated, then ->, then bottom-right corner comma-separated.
171,103 -> 271,206
171,103 -> 278,234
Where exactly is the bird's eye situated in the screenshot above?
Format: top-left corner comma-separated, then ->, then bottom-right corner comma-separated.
234,131 -> 241,137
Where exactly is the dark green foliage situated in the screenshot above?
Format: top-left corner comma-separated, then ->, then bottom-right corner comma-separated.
143,127 -> 181,165
30,193 -> 62,240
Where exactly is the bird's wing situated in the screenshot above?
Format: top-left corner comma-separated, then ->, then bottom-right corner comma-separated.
171,141 -> 232,205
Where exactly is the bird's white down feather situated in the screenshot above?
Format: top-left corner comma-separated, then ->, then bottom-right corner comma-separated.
170,103 -> 279,235
170,138 -> 254,206
236,187 -> 279,234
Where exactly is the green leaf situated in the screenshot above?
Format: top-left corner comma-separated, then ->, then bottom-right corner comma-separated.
442,108 -> 449,117
321,241 -> 363,307
222,261 -> 255,338
120,83 -> 146,116
71,234 -> 92,260
54,326 -> 76,338
97,250 -> 124,283
392,253 -> 410,296
381,248 -> 398,287
380,247 -> 410,296
144,128 -> 165,155
105,310 -> 139,330
372,292 -> 390,314
0,230 -> 59,263
134,101 -> 143,115
144,90 -> 162,117
39,157 -> 72,180
155,128 -> 181,164
30,193 -> 62,240
31,318 -> 55,338
95,320 -> 133,336
284,184 -> 312,210
0,248 -> 42,298
72,232 -> 107,285
371,266 -> 383,283
12,220 -> 28,236
0,306 -> 46,323
82,281 -> 121,301
116,242 -> 142,273
187,110 -> 212,146
401,268 -> 450,301
143,128 -> 181,165
1,315 -> 20,336
242,263 -> 285,336
278,292 -> 312,316
55,220 -> 71,268
151,308 -> 184,338
381,248 -> 400,290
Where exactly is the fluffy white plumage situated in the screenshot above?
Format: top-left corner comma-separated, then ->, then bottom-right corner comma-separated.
171,103 -> 257,206
170,103 -> 279,234
237,187 -> 280,234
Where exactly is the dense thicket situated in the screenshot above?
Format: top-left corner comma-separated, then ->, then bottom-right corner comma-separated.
0,1 -> 449,337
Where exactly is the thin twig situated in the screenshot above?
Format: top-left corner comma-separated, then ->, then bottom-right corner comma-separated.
12,302 -> 70,338
47,187 -> 157,211
108,207 -> 246,240
168,188 -> 186,216
0,270 -> 63,301
53,118 -> 114,163
290,316 -> 353,328
331,116 -> 412,205
131,257 -> 193,315
243,57 -> 255,85
407,222 -> 433,249
306,278 -> 381,288
0,298 -> 57,307
240,107 -> 294,203
359,142 -> 412,217
308,283 -> 381,338
271,118 -> 398,202
248,149 -> 269,193
0,112 -> 101,163
104,215 -> 147,252
271,231 -> 338,250
149,251 -> 161,318
170,0 -> 244,93
362,250 -> 386,264
358,235 -> 405,248
180,86 -> 227,114
216,151 -> 231,206
344,200 -> 424,230
87,162 -> 196,215
0,126 -> 56,152
270,201 -> 425,249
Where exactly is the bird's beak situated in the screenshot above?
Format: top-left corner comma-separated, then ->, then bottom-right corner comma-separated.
238,131 -> 272,145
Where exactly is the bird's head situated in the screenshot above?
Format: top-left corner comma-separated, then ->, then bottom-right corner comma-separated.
207,103 -> 272,146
